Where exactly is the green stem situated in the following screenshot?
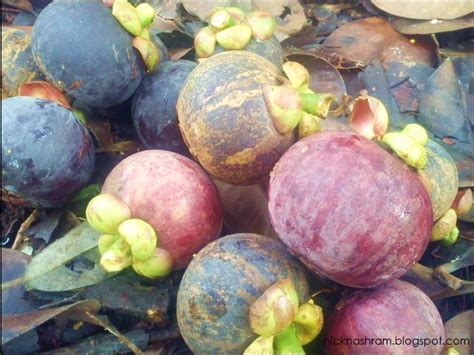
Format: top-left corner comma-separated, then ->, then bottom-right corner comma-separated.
274,324 -> 305,354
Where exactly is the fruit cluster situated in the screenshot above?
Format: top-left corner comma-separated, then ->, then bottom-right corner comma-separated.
86,193 -> 173,278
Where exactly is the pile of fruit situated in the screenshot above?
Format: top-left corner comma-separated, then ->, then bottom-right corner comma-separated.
2,0 -> 472,354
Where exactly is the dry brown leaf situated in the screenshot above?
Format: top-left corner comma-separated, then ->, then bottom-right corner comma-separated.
321,17 -> 437,68
372,0 -> 474,20
391,14 -> 474,35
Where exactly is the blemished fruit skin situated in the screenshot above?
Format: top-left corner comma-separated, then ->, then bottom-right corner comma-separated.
268,132 -> 433,288
32,0 -> 143,108
422,139 -> 459,221
325,280 -> 445,354
132,60 -> 197,154
2,27 -> 44,97
177,51 -> 295,185
102,150 -> 223,268
2,97 -> 95,208
177,233 -> 309,355
212,36 -> 284,68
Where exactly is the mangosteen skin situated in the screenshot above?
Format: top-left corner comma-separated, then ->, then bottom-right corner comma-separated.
268,131 -> 433,288
2,97 -> 95,208
177,233 -> 309,355
325,280 -> 445,354
32,0 -> 143,108
2,27 -> 44,97
132,60 -> 197,154
178,51 -> 295,185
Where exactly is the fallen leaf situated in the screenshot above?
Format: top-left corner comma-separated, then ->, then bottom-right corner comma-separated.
2,249 -> 44,315
360,60 -> 413,129
19,81 -> 71,109
83,269 -> 180,324
21,222 -> 102,291
285,53 -> 347,104
391,14 -> 474,35
28,249 -> 115,292
321,17 -> 437,69
372,0 -> 474,20
417,59 -> 473,156
1,299 -> 100,346
444,311 -> 473,355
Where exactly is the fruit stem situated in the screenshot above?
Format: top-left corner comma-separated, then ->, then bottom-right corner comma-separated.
274,324 -> 305,354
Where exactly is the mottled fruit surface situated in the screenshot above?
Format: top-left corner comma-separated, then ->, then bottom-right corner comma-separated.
325,280 -> 445,354
268,132 -> 433,288
177,233 -> 309,355
2,97 -> 95,208
132,60 -> 196,154
32,1 -> 143,107
421,139 -> 459,220
178,51 -> 295,185
102,150 -> 223,268
2,27 -> 44,97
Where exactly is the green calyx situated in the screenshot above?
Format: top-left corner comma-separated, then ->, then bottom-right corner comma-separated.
245,280 -> 325,354
431,208 -> 457,241
216,23 -> 252,50
298,112 -> 321,139
194,26 -> 217,59
246,10 -> 276,41
293,300 -> 324,345
111,0 -> 161,72
401,123 -> 428,146
112,0 -> 143,36
132,36 -> 160,72
194,7 -> 276,58
86,193 -> 131,234
249,279 -> 299,337
86,193 -> 173,278
210,8 -> 236,29
263,84 -> 303,135
382,131 -> 427,170
118,218 -> 157,260
300,91 -> 335,118
441,226 -> 459,246
136,3 -> 155,28
100,238 -> 132,272
98,233 -> 123,255
132,248 -> 173,279
263,61 -> 334,138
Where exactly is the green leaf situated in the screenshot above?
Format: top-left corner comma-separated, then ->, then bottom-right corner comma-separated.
24,222 -> 112,292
